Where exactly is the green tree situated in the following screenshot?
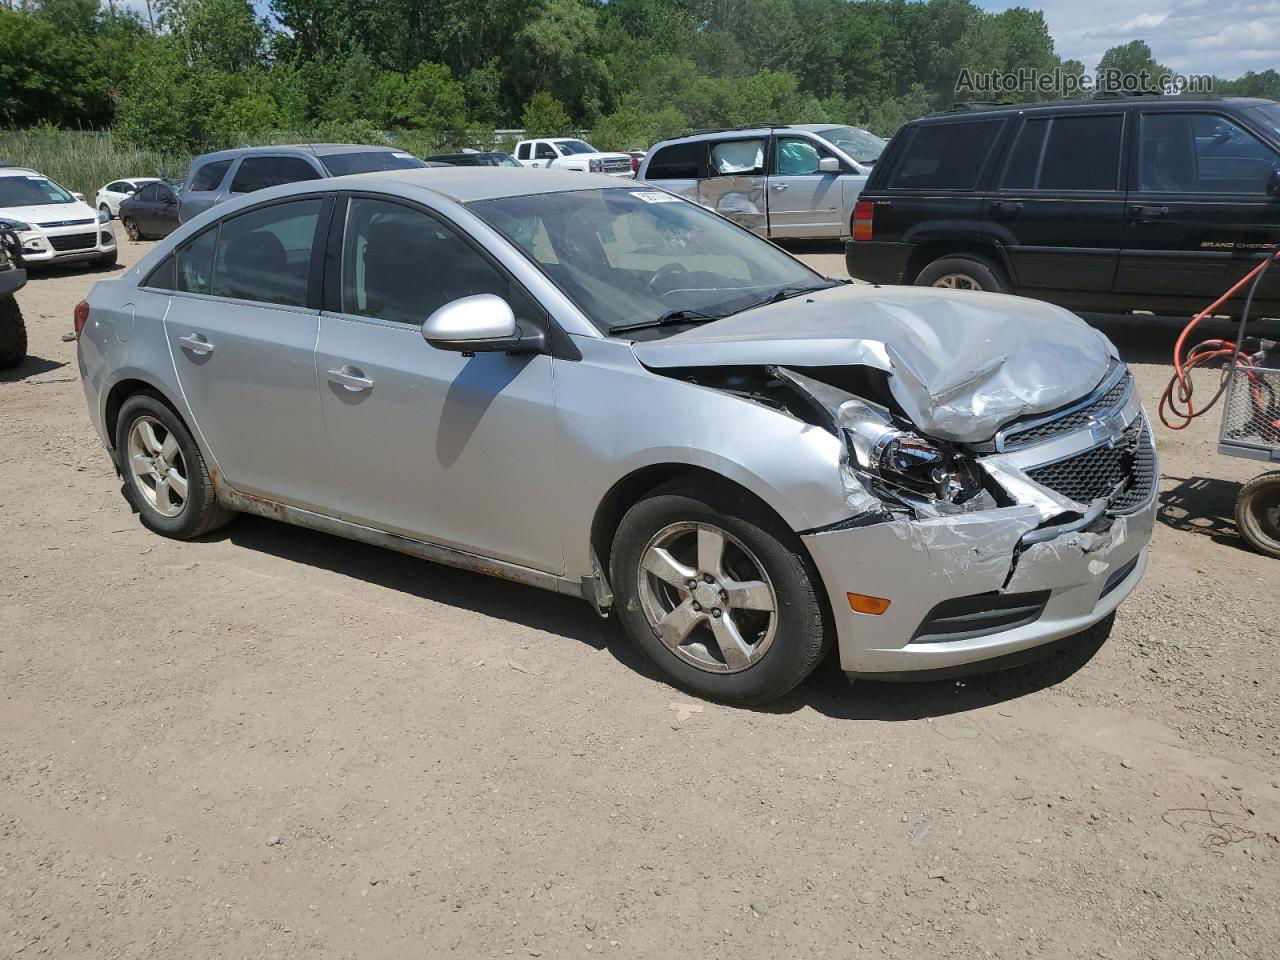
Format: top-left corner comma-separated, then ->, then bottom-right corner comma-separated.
521,92 -> 571,136
0,8 -> 110,127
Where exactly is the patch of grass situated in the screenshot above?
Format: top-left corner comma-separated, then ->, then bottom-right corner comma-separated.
0,128 -> 190,199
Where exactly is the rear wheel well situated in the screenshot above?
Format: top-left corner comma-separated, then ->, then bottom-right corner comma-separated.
590,464 -> 801,592
903,236 -> 1011,285
104,379 -> 180,451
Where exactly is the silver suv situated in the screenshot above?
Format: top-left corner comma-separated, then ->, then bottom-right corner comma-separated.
179,144 -> 427,223
76,169 -> 1155,704
638,124 -> 886,240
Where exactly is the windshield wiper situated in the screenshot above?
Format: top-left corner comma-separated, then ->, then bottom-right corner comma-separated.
728,282 -> 836,315
610,308 -> 723,336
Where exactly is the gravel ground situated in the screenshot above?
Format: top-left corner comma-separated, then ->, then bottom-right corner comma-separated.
1,234 -> 1277,960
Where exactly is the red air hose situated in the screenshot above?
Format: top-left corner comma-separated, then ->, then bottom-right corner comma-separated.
1158,251 -> 1279,430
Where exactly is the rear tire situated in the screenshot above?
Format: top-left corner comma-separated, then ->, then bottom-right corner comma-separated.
611,478 -> 831,704
98,203 -> 113,221
914,254 -> 1009,294
123,217 -> 141,241
115,392 -> 234,539
0,296 -> 27,369
1235,472 -> 1280,559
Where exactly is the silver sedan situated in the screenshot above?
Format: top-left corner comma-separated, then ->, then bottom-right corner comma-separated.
76,169 -> 1157,704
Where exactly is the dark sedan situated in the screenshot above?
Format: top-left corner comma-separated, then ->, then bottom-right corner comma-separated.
120,180 -> 183,240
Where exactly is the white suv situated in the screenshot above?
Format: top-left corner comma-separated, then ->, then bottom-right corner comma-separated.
0,168 -> 117,268
96,178 -> 160,220
513,138 -> 634,176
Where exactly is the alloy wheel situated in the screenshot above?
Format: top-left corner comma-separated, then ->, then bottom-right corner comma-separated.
932,273 -> 982,290
637,521 -> 778,673
126,416 -> 189,518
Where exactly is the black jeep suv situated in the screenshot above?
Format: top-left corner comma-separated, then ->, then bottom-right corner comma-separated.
846,95 -> 1280,317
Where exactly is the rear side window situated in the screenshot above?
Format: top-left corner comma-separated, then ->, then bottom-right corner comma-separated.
646,142 -> 700,179
320,151 -> 425,176
231,156 -> 323,194
516,143 -> 530,160
189,159 -> 232,192
888,120 -> 1004,190
709,139 -> 765,176
176,228 -> 218,294
1002,115 -> 1123,191
210,198 -> 323,306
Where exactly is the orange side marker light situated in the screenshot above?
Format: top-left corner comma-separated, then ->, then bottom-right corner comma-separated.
847,592 -> 891,616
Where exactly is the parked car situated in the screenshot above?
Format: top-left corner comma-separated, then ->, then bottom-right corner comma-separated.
638,124 -> 886,239
77,169 -> 1155,704
120,180 -> 183,240
0,222 -> 27,367
425,151 -> 521,167
846,94 -> 1280,317
95,178 -> 160,220
0,167 -> 116,268
513,138 -> 633,176
179,144 -> 428,223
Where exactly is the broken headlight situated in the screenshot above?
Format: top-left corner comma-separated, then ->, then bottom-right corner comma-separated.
838,397 -> 989,511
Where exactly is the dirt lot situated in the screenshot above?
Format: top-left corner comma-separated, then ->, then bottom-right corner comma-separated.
2,235 -> 1277,960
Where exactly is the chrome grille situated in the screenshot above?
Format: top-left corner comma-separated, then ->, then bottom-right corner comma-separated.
1001,370 -> 1133,451
603,158 -> 632,173
1026,416 -> 1155,514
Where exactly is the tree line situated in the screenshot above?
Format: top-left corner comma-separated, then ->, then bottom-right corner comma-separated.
2,0 -> 1278,155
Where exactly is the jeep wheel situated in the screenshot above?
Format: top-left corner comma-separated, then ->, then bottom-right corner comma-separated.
915,255 -> 1009,294
0,296 -> 27,369
1235,472 -> 1280,559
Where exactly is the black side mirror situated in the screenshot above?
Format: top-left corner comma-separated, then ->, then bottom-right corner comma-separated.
1268,166 -> 1280,197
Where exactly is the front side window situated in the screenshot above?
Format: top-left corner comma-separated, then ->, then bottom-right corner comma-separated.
209,198 -> 322,306
774,137 -> 834,176
320,151 -> 426,176
156,185 -> 177,204
135,184 -> 158,202
646,142 -> 700,179
231,156 -> 323,194
813,125 -> 887,165
1139,113 -> 1280,194
889,120 -> 1004,190
555,140 -> 597,156
471,188 -> 831,336
176,228 -> 217,294
189,159 -> 232,192
0,174 -> 75,206
340,197 -> 525,326
535,142 -> 557,160
710,139 -> 766,176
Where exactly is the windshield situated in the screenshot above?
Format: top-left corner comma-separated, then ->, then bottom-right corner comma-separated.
814,126 -> 887,165
1245,104 -> 1280,143
320,151 -> 427,176
471,188 -> 832,336
555,140 -> 598,156
0,174 -> 76,207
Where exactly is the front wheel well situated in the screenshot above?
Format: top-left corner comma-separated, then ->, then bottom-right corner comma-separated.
903,237 -> 1011,285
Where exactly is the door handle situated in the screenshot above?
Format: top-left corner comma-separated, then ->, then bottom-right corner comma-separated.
1129,205 -> 1170,220
771,183 -> 788,191
326,365 -> 374,392
990,200 -> 1023,214
177,333 -> 213,356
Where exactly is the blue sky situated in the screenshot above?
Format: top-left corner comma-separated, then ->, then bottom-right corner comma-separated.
976,0 -> 1279,78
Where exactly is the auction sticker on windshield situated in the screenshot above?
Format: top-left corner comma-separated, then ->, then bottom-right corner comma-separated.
631,191 -> 682,204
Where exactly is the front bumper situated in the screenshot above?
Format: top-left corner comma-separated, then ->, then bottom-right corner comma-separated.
803,492 -> 1156,676
844,239 -> 913,284
17,224 -> 115,264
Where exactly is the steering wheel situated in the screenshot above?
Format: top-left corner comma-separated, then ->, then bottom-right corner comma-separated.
647,261 -> 688,295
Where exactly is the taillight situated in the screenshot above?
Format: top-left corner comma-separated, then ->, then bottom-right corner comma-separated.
852,200 -> 874,242
73,299 -> 90,339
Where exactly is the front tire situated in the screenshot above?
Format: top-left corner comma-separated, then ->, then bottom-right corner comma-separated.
914,254 -> 1009,293
95,248 -> 118,268
115,393 -> 234,539
0,296 -> 27,369
611,479 -> 830,704
1236,472 -> 1280,559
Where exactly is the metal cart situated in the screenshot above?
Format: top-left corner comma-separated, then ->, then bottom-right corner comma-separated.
1218,336 -> 1280,558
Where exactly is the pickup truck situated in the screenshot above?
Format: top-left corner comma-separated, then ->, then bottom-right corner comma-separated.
512,138 -> 634,176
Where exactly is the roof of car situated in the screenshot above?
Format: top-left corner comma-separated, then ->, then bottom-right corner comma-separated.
192,143 -> 407,163
0,167 -> 41,177
917,94 -> 1276,123
322,167 -> 637,203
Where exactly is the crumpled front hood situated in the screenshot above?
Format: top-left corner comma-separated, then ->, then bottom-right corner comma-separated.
631,284 -> 1115,442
